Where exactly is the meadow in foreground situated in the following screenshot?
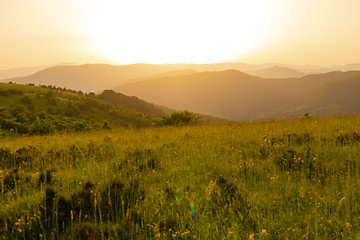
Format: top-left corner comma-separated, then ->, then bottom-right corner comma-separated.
1,115 -> 360,239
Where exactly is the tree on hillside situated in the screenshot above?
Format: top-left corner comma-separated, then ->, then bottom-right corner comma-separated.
86,92 -> 96,98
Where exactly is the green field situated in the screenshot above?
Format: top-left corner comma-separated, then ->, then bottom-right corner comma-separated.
1,115 -> 360,239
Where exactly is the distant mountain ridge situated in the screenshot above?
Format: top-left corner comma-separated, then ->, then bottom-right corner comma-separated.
250,66 -> 306,78
2,64 -> 198,92
0,63 -> 75,80
3,62 -> 360,93
115,70 -> 287,120
3,63 -> 360,121
114,70 -> 360,121
113,69 -> 197,88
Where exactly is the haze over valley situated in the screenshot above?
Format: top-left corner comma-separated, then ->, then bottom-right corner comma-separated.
3,1 -> 360,239
1,63 -> 360,121
2,0 -> 360,122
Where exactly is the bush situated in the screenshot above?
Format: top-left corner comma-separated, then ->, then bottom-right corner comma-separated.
103,120 -> 112,129
45,91 -> 57,106
65,102 -> 80,117
153,110 -> 202,127
20,96 -> 32,104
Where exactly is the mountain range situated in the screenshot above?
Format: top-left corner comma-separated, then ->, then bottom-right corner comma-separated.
1,64 -> 187,92
2,63 -> 360,121
114,70 -> 360,121
249,66 -> 306,78
0,63 -> 75,80
2,62 -> 360,92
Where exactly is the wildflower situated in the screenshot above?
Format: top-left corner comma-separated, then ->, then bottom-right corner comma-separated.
346,223 -> 351,228
261,229 -> 268,235
249,233 -> 255,240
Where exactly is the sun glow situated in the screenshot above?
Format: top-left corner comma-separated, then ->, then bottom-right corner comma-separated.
82,0 -> 276,64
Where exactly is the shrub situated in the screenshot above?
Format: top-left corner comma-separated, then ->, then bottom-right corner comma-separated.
45,91 -> 58,106
103,120 -> 112,129
20,96 -> 32,104
153,110 -> 202,127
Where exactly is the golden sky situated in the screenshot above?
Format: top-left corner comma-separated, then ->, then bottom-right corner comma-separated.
1,0 -> 360,69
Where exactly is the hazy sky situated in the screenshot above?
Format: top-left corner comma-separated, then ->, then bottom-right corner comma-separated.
1,0 -> 360,69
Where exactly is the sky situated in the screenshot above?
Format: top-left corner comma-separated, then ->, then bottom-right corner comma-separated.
1,0 -> 360,69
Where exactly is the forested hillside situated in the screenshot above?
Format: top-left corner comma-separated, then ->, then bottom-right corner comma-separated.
0,83 -> 165,135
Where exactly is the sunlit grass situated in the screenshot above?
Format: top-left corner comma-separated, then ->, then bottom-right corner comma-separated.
1,115 -> 360,239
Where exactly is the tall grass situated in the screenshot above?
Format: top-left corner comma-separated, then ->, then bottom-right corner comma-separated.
1,115 -> 360,239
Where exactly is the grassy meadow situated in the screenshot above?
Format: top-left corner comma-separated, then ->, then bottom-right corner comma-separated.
1,115 -> 360,239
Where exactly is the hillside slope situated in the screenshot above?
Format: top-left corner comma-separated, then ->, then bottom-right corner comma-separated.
114,70 -> 360,120
0,83 -> 166,135
115,70 -> 288,120
286,73 -> 360,116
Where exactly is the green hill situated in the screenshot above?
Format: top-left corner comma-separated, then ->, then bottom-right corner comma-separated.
0,83 -> 166,135
97,90 -> 165,117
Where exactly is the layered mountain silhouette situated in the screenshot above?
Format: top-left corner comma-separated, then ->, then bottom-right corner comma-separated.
0,63 -> 263,92
2,63 -> 360,121
287,71 -> 360,116
5,62 -> 360,93
250,66 -> 306,78
114,70 -> 360,121
116,69 -> 197,87
0,63 -> 74,80
2,64 -> 200,92
3,62 -> 360,92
